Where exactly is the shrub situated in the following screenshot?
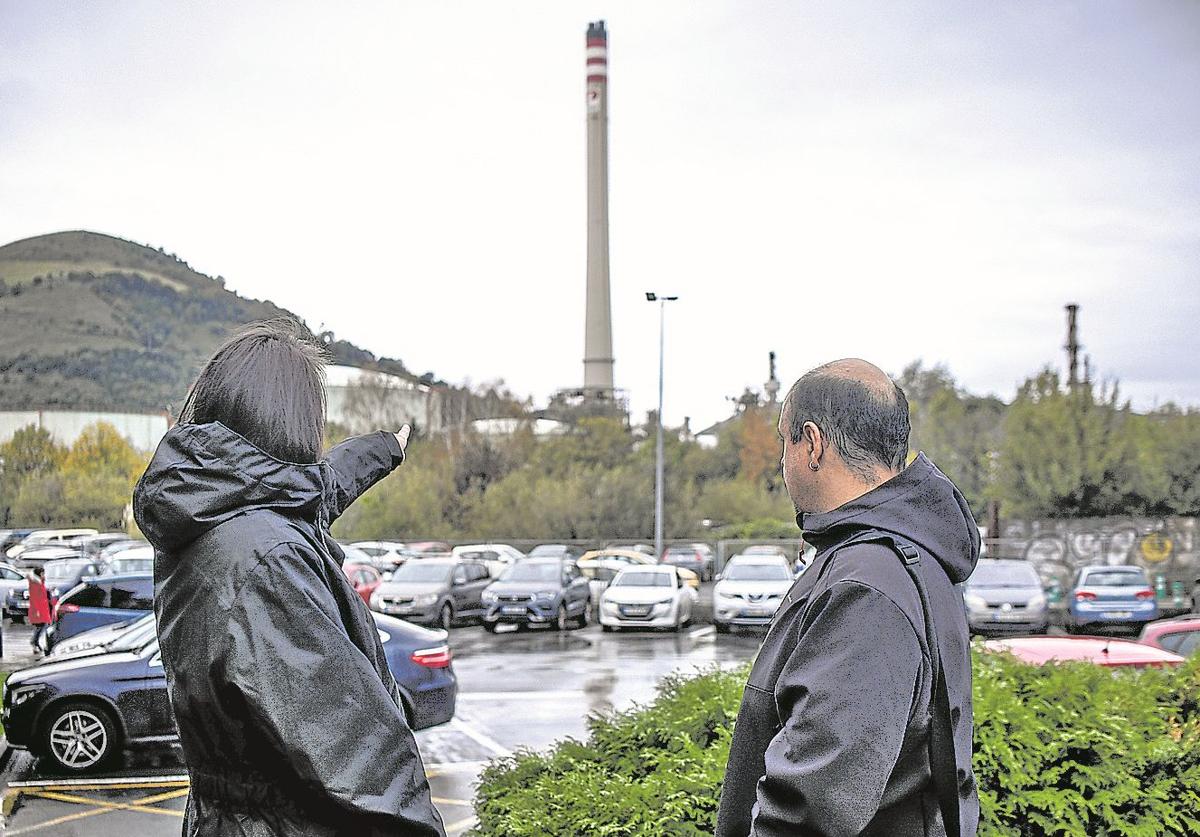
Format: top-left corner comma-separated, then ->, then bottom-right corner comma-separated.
471,654 -> 1200,837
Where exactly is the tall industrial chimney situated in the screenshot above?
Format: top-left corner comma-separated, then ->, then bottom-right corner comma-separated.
582,20 -> 614,398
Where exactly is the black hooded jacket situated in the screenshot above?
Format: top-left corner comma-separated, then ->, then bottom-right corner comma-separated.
133,422 -> 445,837
716,453 -> 980,837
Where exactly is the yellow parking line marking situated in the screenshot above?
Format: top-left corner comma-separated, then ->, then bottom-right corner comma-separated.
25,789 -> 184,817
432,796 -> 473,807
445,814 -> 479,834
5,804 -> 116,835
132,787 -> 191,805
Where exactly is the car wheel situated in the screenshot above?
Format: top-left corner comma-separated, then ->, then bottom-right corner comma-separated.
555,604 -> 568,631
11,615 -> 23,624
439,603 -> 453,631
571,602 -> 590,629
601,624 -> 614,633
40,701 -> 121,774
715,622 -> 731,634
482,620 -> 499,633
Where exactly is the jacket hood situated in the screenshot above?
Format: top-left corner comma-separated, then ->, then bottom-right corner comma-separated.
797,452 -> 980,584
133,422 -> 331,555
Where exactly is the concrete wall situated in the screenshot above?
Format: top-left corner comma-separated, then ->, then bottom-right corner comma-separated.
0,411 -> 170,452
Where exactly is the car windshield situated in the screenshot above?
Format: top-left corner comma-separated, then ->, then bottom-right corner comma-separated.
502,562 -> 562,582
1083,570 -> 1148,587
390,563 -> 453,583
529,546 -> 565,556
45,562 -> 83,580
970,562 -> 1041,588
613,572 -> 671,588
725,563 -> 792,581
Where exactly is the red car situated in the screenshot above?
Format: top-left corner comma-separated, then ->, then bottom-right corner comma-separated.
1138,616 -> 1200,657
343,562 -> 383,606
983,636 -> 1185,668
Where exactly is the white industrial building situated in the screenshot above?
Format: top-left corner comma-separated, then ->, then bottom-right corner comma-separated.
0,411 -> 170,452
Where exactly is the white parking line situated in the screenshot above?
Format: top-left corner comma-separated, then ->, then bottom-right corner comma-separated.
424,760 -> 489,774
689,626 -> 716,640
447,719 -> 511,758
6,775 -> 190,789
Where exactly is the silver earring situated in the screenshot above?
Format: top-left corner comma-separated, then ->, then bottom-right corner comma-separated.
809,462 -> 819,471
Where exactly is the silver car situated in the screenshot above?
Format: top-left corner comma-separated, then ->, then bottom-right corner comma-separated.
712,557 -> 795,632
962,559 -> 1049,635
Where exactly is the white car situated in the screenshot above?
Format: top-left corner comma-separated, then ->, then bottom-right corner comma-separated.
7,528 -> 98,560
713,556 -> 795,632
600,565 -> 697,632
104,545 -> 155,576
351,541 -> 410,569
452,543 -> 526,578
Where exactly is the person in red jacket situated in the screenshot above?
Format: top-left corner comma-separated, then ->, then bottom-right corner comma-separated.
27,566 -> 51,655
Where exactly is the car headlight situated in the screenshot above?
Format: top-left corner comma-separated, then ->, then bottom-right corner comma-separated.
963,593 -> 989,613
534,591 -> 555,602
482,591 -> 497,604
654,598 -> 674,606
369,593 -> 382,610
414,594 -> 439,606
12,684 -> 48,706
1027,593 -> 1047,611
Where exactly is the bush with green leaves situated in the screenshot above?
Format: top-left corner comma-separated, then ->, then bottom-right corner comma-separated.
470,653 -> 1200,837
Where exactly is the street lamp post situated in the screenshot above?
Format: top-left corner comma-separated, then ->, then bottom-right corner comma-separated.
646,292 -> 678,561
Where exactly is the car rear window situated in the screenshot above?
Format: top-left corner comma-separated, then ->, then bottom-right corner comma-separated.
1083,570 -> 1149,587
64,583 -> 108,608
613,572 -> 672,588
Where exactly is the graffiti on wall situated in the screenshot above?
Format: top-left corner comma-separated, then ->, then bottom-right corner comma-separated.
1000,517 -> 1198,602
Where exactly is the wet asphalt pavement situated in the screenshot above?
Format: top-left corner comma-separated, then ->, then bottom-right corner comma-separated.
0,611 -> 766,835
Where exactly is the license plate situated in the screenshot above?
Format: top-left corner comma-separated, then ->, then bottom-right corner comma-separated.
994,611 -> 1024,621
1106,611 -> 1133,619
623,607 -> 650,616
742,608 -> 769,617
502,606 -> 526,614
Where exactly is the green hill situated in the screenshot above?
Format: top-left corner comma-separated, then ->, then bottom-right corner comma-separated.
0,230 -> 421,412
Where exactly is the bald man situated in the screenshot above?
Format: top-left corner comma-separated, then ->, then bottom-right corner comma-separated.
716,360 -> 980,837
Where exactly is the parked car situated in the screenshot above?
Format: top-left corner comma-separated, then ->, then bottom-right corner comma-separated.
481,558 -> 590,632
405,541 -> 454,560
0,562 -> 29,615
527,544 -> 584,561
452,543 -> 526,578
1139,616 -> 1200,657
1192,572 -> 1200,615
12,545 -> 84,569
603,542 -> 655,556
0,530 -> 35,555
660,544 -> 714,582
69,533 -> 132,558
46,573 -> 154,650
580,549 -> 699,590
49,613 -> 153,657
371,558 -> 491,629
1066,565 -> 1159,634
6,529 -> 98,561
983,636 -> 1184,668
961,559 -> 1049,635
5,558 -> 104,623
712,556 -> 795,632
600,565 -> 696,632
2,610 -> 456,773
103,545 -> 154,576
350,541 -> 410,571
99,539 -> 144,561
343,562 -> 383,606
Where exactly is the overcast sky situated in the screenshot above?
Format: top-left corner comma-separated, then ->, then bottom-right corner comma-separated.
2,1 -> 1197,428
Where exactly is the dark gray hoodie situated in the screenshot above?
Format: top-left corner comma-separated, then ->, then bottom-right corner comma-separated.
716,453 -> 980,837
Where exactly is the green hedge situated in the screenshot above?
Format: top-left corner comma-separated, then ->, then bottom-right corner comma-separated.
470,653 -> 1200,837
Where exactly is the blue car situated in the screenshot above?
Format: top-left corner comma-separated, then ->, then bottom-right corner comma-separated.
1066,565 -> 1159,634
2,611 -> 456,773
46,573 -> 154,650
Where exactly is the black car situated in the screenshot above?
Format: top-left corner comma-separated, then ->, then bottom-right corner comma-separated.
45,574 -> 155,649
4,558 -> 104,623
481,558 -> 591,632
2,611 -> 457,773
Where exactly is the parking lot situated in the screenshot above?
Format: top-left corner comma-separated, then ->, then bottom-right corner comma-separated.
0,610 -> 765,835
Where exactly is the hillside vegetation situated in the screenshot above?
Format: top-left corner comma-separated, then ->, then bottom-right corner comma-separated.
0,230 -> 420,412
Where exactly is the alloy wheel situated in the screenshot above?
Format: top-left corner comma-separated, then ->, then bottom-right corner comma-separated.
49,708 -> 109,771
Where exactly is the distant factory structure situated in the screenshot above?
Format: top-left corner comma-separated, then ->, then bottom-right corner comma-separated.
324,364 -> 444,436
0,410 -> 170,451
695,352 -> 783,448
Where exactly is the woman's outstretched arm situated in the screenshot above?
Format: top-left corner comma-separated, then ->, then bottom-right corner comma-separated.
321,425 -> 410,523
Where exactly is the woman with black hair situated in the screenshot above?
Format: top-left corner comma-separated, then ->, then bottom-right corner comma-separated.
133,320 -> 444,836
